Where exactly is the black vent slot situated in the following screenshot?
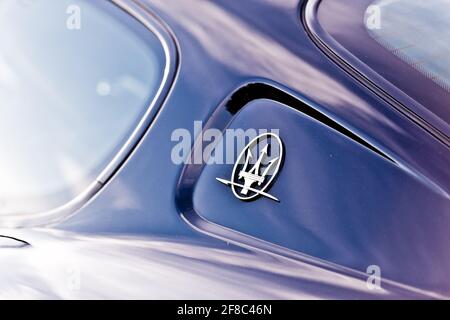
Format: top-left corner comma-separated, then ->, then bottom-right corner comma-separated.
226,83 -> 394,163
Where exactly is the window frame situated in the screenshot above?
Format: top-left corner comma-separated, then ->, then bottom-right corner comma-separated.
1,0 -> 178,227
302,0 -> 450,144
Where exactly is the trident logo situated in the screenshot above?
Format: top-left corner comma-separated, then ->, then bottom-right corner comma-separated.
217,133 -> 283,202
238,144 -> 279,195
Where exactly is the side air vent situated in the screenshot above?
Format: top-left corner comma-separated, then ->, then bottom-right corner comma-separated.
226,83 -> 393,162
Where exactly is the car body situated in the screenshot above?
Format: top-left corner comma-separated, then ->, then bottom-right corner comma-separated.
0,0 -> 449,299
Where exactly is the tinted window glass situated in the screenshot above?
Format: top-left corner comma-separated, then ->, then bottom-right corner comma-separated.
315,0 -> 450,132
367,0 -> 450,93
0,0 -> 166,217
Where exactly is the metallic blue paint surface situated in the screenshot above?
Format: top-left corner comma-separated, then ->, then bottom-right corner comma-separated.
1,0 -> 449,299
192,99 -> 449,292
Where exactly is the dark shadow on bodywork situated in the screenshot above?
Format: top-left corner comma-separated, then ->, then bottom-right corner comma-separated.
0,235 -> 30,248
227,83 -> 394,162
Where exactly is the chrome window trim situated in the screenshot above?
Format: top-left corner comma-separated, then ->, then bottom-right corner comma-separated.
301,0 -> 450,145
0,0 -> 178,228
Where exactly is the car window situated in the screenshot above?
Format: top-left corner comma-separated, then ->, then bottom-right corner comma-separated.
313,0 -> 450,132
367,0 -> 450,94
0,0 -> 166,218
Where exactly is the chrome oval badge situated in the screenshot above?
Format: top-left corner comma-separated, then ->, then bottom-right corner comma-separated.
217,133 -> 283,202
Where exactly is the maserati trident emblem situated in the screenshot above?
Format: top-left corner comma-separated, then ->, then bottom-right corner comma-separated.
216,133 -> 283,202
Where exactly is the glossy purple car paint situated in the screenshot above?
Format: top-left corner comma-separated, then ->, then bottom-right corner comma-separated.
0,0 -> 449,299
